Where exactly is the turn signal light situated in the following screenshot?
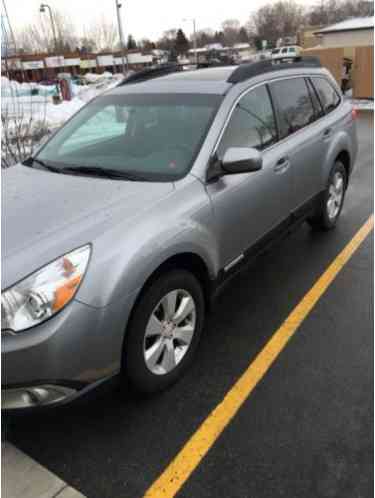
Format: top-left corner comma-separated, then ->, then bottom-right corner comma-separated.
52,275 -> 82,311
351,108 -> 358,120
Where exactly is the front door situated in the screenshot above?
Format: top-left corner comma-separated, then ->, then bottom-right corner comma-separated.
206,84 -> 293,270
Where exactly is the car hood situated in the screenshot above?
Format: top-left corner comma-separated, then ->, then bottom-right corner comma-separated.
2,165 -> 174,289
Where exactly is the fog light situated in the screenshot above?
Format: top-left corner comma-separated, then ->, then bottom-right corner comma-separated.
2,384 -> 76,409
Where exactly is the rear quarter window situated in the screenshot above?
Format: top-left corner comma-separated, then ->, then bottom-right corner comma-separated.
311,77 -> 341,114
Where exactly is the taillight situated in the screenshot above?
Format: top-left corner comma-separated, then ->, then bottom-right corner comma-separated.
351,107 -> 358,120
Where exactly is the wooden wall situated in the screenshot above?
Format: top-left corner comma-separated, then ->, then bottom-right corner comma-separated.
352,46 -> 374,99
303,45 -> 374,99
302,47 -> 344,84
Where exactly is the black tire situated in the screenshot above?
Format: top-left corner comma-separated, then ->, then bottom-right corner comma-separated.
307,160 -> 347,230
123,269 -> 205,394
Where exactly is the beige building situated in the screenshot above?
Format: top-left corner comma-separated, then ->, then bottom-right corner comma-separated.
297,26 -> 324,49
314,17 -> 374,48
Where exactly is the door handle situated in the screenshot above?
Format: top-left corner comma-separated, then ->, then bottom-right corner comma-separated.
274,157 -> 290,173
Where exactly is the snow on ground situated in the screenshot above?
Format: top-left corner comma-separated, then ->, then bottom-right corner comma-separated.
2,73 -> 126,166
1,73 -> 124,129
351,99 -> 374,111
345,88 -> 373,111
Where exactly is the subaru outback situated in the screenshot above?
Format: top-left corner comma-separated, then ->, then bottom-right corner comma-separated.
2,58 -> 358,409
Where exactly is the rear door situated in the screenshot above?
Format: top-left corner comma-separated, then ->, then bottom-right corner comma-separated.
269,76 -> 324,216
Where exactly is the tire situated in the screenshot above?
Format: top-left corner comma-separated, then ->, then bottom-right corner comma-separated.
123,269 -> 205,394
307,160 -> 347,230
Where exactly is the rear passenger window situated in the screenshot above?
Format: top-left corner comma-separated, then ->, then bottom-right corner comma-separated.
311,77 -> 341,114
270,78 -> 315,137
217,85 -> 277,156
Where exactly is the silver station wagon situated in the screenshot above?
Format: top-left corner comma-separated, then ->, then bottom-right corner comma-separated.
2,57 -> 358,410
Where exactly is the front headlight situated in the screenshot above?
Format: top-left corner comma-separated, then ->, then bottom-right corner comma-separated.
2,245 -> 91,333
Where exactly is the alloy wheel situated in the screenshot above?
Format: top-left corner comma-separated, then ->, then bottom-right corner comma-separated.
327,171 -> 344,220
143,289 -> 196,375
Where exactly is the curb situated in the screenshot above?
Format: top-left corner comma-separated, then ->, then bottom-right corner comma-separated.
2,442 -> 86,498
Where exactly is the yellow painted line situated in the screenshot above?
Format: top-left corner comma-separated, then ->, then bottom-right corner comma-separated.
144,215 -> 374,498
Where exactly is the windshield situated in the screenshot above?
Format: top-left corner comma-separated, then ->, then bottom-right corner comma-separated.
36,93 -> 221,181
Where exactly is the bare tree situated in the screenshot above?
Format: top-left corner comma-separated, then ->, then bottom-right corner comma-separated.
138,38 -> 156,50
84,17 -> 119,52
249,1 -> 306,46
1,38 -> 50,168
308,0 -> 373,25
193,28 -> 215,48
54,11 -> 79,52
221,19 -> 241,46
15,9 -> 78,53
156,29 -> 177,51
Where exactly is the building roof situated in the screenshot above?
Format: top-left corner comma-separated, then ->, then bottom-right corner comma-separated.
315,16 -> 374,34
233,43 -> 251,49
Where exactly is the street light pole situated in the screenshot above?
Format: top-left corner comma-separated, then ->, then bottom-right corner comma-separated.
183,18 -> 198,66
192,19 -> 197,66
40,3 -> 57,53
115,0 -> 128,75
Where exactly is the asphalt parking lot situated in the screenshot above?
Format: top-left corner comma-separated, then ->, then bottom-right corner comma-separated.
7,112 -> 373,498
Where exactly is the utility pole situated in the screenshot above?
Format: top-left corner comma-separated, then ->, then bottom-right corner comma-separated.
115,0 -> 128,74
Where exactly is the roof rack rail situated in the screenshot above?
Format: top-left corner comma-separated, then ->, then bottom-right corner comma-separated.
119,60 -> 236,86
120,63 -> 183,85
227,56 -> 321,84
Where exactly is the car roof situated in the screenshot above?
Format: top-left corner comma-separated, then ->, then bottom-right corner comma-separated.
109,67 -> 235,96
106,57 -> 324,98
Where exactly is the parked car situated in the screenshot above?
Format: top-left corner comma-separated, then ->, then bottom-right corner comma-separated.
2,57 -> 358,410
272,45 -> 302,59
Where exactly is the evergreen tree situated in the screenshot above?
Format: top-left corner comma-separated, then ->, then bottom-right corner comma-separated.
127,34 -> 137,50
174,28 -> 190,55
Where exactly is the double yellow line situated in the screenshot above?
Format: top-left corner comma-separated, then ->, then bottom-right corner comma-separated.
145,215 -> 374,498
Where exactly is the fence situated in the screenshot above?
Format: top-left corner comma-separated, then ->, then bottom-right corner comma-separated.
302,45 -> 374,99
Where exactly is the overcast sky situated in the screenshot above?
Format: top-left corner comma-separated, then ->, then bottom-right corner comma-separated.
6,0 -> 316,41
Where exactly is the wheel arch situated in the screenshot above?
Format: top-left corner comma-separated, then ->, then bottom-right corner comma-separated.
120,251 -> 214,374
128,252 -> 214,317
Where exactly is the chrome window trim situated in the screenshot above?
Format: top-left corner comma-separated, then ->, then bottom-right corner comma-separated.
211,73 -> 344,159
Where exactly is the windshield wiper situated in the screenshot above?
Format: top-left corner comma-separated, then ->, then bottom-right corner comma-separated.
24,157 -> 62,173
60,166 -> 149,181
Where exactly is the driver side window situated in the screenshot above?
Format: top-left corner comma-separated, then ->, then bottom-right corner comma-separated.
217,85 -> 277,159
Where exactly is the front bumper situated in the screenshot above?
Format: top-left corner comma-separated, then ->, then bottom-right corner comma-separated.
2,296 -> 134,411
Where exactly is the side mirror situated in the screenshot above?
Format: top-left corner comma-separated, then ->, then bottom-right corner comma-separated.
222,147 -> 262,174
207,147 -> 262,181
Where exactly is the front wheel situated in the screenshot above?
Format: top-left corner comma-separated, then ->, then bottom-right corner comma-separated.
123,270 -> 205,394
307,161 -> 347,230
